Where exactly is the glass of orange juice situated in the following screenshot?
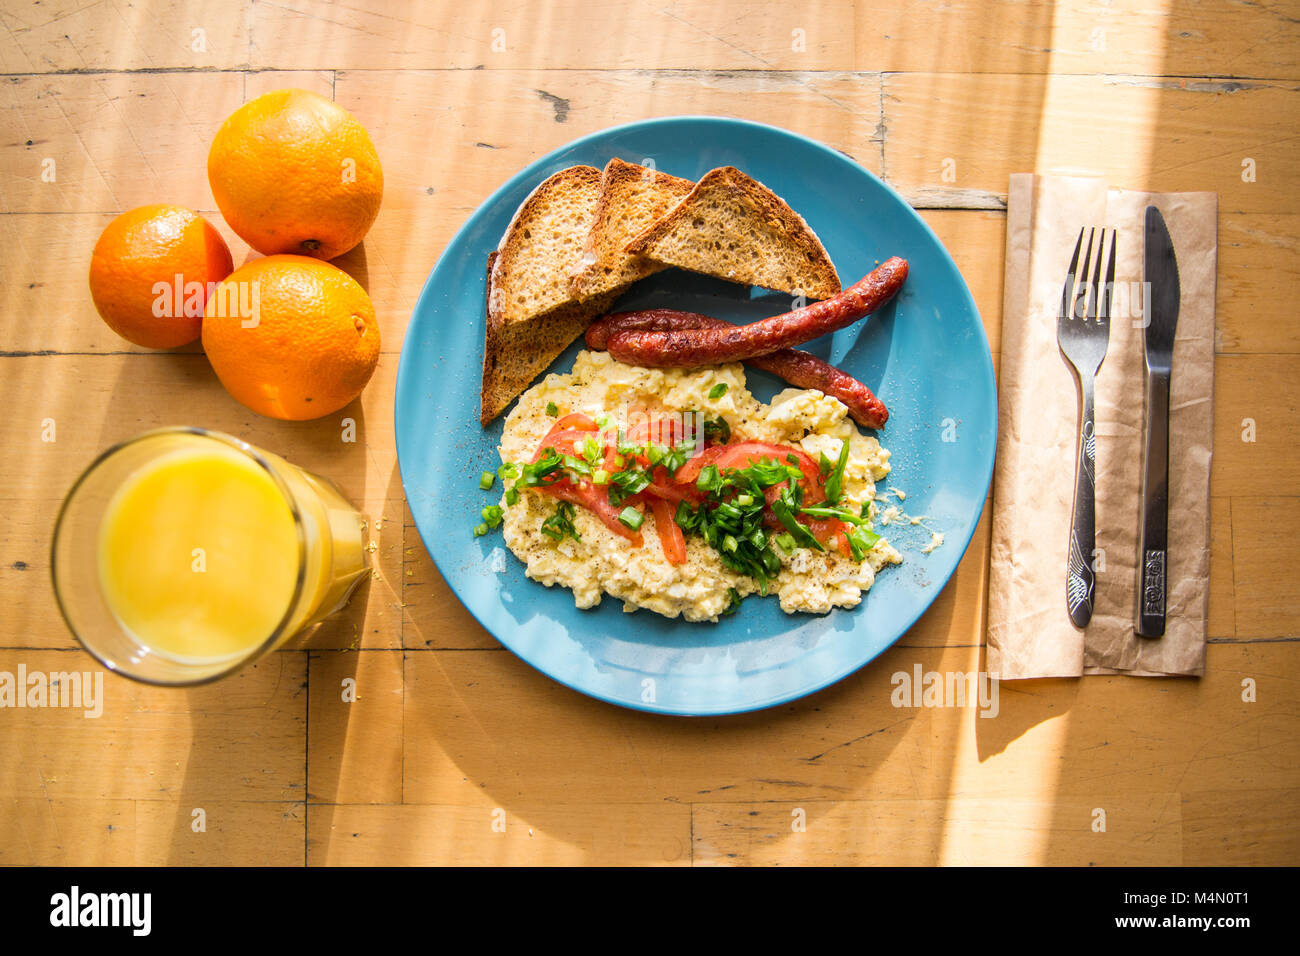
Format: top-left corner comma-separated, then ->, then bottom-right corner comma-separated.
52,427 -> 368,686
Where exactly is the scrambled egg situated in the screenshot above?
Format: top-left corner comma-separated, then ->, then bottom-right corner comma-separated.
498,350 -> 901,622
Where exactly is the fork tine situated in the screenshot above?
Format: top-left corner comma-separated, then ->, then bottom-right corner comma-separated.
1086,228 -> 1106,322
1099,228 -> 1117,323
1072,227 -> 1094,319
1060,227 -> 1085,320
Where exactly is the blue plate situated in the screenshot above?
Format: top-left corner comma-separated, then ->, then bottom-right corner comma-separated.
395,116 -> 995,716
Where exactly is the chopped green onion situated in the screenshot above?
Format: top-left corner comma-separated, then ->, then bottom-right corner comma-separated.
592,468 -> 610,485
498,462 -> 520,482
775,532 -> 796,552
582,436 -> 602,464
479,471 -> 495,490
541,501 -> 580,542
770,497 -> 824,552
473,523 -> 488,537
819,452 -> 833,478
481,505 -> 504,529
824,438 -> 851,504
799,504 -> 863,524
545,401 -> 559,417
618,506 -> 644,531
504,486 -> 519,506
696,464 -> 722,494
847,526 -> 882,562
608,467 -> 650,505
708,383 -> 728,400
561,454 -> 591,477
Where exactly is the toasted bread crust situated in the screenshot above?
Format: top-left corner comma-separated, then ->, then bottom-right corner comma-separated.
488,165 -> 603,329
568,158 -> 695,301
480,290 -> 618,425
624,166 -> 841,300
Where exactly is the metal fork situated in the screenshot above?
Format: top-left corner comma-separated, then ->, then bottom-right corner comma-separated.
1057,226 -> 1117,628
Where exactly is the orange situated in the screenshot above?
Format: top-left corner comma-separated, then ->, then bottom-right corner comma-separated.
201,255 -> 380,421
88,204 -> 234,349
207,89 -> 383,261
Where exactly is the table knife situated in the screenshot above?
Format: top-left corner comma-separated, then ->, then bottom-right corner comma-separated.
1137,205 -> 1180,638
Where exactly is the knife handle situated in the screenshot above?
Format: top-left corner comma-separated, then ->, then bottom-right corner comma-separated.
1067,375 -> 1097,628
1137,368 -> 1170,637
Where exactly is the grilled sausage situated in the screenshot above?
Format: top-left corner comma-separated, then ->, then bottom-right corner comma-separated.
586,310 -> 890,428
604,257 -> 907,367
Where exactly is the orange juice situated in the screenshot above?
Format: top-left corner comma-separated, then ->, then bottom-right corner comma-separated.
54,428 -> 368,684
98,443 -> 301,662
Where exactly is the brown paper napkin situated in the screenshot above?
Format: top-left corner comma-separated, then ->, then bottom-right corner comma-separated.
987,174 -> 1217,679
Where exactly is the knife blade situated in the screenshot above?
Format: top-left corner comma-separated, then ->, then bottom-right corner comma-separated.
1137,205 -> 1181,637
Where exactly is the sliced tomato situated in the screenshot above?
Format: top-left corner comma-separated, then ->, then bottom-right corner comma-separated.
647,496 -> 686,565
625,414 -> 679,447
641,465 -> 690,503
544,413 -> 598,438
670,444 -> 733,487
537,479 -> 643,547
804,516 -> 853,557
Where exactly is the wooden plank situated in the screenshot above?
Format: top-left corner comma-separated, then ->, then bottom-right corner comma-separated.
134,799 -> 303,865
692,793 -> 1182,865
0,353 -> 397,506
857,0 -> 1300,79
402,507 -> 500,650
12,2 -> 1297,80
0,649 -> 305,805
0,0 -> 254,73
307,801 -> 692,866
0,797 -> 133,866
0,70 -> 338,215
252,0 -> 857,72
306,649 -> 403,804
1217,214 -> 1300,354
400,642 -> 1300,809
0,797 -> 302,865
245,1 -> 1300,79
1211,355 -> 1300,497
917,209 -> 1004,355
0,72 -> 242,214
1208,496 -> 1235,639
883,73 -> 1300,216
1182,788 -> 1300,865
334,68 -> 883,211
1228,498 -> 1300,638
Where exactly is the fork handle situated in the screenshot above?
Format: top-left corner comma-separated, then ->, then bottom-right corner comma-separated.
1067,375 -> 1097,628
1136,368 -> 1170,637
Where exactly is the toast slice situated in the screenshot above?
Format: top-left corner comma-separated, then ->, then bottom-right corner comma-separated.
567,158 -> 695,301
480,263 -> 619,424
625,166 -> 841,300
489,165 -> 607,328
480,166 -> 631,424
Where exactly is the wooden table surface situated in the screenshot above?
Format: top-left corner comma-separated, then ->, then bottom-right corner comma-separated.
2,0 -> 1297,867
